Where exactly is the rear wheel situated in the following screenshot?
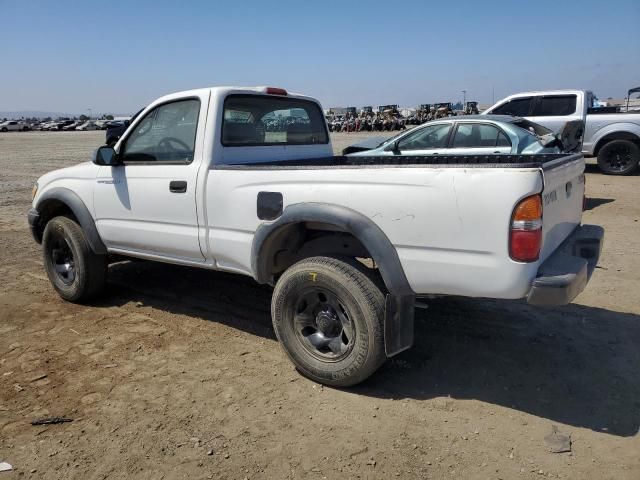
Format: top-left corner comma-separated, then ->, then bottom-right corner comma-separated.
272,256 -> 386,387
597,139 -> 640,175
43,216 -> 107,302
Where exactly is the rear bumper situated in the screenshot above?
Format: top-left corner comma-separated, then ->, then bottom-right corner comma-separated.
527,224 -> 604,306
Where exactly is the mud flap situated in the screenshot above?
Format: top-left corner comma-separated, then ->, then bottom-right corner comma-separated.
384,294 -> 415,357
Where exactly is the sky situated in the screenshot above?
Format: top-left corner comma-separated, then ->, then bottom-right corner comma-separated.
1,0 -> 639,114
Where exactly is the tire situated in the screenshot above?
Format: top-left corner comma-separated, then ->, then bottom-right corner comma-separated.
42,216 -> 107,302
1,127 -> 7,132
597,139 -> 640,175
272,256 -> 386,387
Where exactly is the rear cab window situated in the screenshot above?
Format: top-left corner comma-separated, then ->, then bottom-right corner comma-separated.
221,95 -> 328,150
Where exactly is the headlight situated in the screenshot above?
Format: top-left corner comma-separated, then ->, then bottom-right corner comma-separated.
31,182 -> 38,201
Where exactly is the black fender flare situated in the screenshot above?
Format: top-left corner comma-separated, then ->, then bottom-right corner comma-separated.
34,187 -> 107,255
251,202 -> 415,356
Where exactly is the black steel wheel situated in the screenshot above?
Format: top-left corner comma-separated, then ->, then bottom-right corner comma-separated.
272,256 -> 386,387
43,216 -> 107,302
49,233 -> 76,286
597,139 -> 640,175
293,287 -> 356,361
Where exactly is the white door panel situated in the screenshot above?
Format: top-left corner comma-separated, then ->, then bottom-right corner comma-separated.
95,165 -> 203,260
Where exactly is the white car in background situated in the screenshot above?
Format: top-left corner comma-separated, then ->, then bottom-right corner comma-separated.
77,121 -> 100,131
0,120 -> 29,132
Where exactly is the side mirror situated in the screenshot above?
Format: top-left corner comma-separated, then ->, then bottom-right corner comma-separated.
92,145 -> 121,166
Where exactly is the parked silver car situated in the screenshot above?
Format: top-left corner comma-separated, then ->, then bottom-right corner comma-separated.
344,115 -> 566,156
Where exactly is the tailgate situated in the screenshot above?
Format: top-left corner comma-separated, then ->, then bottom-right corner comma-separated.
539,154 -> 585,262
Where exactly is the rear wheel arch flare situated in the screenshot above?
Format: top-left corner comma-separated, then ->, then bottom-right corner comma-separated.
594,131 -> 640,155
251,202 -> 413,296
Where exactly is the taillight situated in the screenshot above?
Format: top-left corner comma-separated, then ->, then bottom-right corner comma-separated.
510,194 -> 542,262
265,87 -> 288,96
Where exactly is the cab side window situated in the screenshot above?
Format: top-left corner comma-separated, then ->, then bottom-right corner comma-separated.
121,99 -> 200,163
531,95 -> 577,116
492,97 -> 532,117
397,124 -> 451,150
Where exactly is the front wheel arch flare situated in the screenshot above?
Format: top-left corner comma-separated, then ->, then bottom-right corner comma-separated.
35,187 -> 107,255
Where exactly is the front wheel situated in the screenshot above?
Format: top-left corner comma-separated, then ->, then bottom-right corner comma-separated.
597,139 -> 640,175
272,256 -> 386,387
42,216 -> 107,302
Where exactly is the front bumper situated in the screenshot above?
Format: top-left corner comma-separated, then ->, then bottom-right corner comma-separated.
27,208 -> 42,243
527,224 -> 604,306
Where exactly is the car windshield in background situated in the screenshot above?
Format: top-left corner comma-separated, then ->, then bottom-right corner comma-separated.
221,95 -> 328,147
512,119 -> 553,137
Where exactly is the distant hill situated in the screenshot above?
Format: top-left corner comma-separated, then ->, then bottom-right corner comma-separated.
0,111 -> 75,120
0,111 -> 133,119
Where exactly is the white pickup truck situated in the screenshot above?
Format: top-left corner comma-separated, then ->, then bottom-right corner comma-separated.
28,86 -> 604,386
483,89 -> 640,175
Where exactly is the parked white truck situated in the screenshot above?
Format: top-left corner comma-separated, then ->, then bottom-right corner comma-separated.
28,86 -> 603,386
483,89 -> 640,175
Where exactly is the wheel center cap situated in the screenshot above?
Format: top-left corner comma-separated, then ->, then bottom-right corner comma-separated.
316,310 -> 340,336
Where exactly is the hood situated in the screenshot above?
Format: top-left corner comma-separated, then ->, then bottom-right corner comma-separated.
36,161 -> 98,192
342,136 -> 388,155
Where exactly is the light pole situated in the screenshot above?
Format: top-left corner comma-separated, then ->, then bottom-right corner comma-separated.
462,90 -> 467,108
87,108 -> 92,120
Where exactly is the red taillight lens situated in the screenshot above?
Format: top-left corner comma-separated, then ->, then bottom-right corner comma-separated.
510,229 -> 542,262
510,194 -> 542,262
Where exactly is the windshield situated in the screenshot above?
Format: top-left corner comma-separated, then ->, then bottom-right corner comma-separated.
376,131 -> 406,148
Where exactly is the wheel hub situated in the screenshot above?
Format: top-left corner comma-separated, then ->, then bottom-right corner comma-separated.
316,309 -> 341,337
292,288 -> 355,361
51,237 -> 75,285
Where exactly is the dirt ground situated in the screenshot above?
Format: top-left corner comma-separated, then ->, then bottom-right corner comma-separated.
1,130 -> 639,480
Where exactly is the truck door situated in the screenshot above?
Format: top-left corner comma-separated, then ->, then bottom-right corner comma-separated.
94,94 -> 209,262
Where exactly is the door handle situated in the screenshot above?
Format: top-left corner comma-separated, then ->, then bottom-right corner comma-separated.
169,180 -> 187,193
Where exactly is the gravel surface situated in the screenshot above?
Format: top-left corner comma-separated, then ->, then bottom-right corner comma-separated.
1,130 -> 639,479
